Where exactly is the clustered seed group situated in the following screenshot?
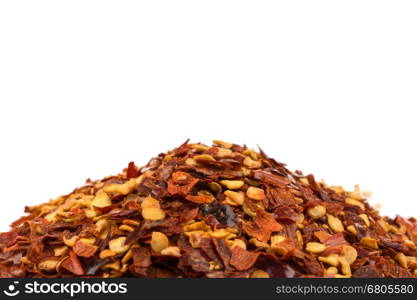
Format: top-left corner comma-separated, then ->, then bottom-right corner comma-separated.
0,140 -> 416,278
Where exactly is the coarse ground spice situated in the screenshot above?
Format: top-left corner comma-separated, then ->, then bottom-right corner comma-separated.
1,140 -> 416,278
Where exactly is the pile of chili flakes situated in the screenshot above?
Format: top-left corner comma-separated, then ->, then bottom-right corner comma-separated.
1,140 -> 417,278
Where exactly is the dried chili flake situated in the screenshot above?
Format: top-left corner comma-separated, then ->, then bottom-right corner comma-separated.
243,209 -> 283,242
185,249 -> 210,273
230,246 -> 260,271
167,172 -> 199,196
73,240 -> 98,258
126,162 -> 139,179
0,140 -> 416,278
185,194 -> 213,204
61,251 -> 84,276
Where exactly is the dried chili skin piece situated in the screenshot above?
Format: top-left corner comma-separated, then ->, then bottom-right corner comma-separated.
167,172 -> 199,196
273,206 -> 298,223
185,194 -> 213,204
73,240 -> 98,258
126,162 -> 139,179
230,246 -> 260,271
61,251 -> 84,276
255,255 -> 297,278
1,139 -> 417,278
212,238 -> 233,271
186,249 -> 211,273
253,170 -> 289,187
132,247 -> 151,268
199,237 -> 224,268
242,209 -> 282,242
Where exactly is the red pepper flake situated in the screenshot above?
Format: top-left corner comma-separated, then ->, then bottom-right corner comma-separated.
126,161 -> 139,179
212,238 -> 232,270
186,249 -> 211,273
321,232 -> 348,247
185,194 -> 213,204
61,251 -> 85,276
243,209 -> 283,242
314,231 -> 331,243
230,246 -> 260,271
132,246 -> 151,268
167,172 -> 199,196
73,240 -> 98,258
273,206 -> 298,223
253,170 -> 289,187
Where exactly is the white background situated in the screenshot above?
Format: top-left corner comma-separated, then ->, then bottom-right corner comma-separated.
1,1 -> 416,231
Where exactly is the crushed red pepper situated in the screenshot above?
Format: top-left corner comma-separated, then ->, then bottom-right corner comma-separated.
1,140 -> 417,278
